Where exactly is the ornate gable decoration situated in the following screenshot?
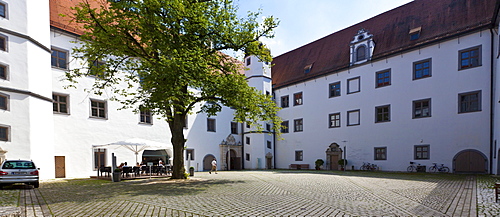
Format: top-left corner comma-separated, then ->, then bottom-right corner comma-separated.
350,29 -> 375,66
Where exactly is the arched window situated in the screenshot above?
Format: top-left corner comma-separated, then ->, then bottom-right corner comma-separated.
356,45 -> 366,61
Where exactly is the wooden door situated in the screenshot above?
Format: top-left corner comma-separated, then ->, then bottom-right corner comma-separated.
330,155 -> 339,170
55,156 -> 66,178
454,150 -> 486,173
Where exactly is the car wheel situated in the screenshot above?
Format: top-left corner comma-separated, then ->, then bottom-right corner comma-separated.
34,182 -> 39,188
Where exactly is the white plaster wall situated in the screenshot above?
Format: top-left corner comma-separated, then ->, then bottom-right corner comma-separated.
493,25 -> 500,175
275,31 -> 492,172
0,0 -> 28,34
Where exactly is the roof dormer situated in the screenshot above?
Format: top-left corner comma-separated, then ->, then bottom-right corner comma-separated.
350,28 -> 375,66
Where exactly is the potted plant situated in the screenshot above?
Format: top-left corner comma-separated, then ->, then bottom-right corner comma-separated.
112,168 -> 121,182
338,159 -> 347,171
189,167 -> 194,176
314,159 -> 324,170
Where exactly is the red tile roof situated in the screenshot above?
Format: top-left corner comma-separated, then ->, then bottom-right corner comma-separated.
50,0 -> 105,35
271,0 -> 499,89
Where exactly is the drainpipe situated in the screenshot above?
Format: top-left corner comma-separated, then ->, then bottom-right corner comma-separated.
490,28 -> 496,175
241,122 -> 245,170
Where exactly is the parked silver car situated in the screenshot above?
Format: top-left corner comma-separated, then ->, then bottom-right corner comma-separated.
0,160 -> 39,188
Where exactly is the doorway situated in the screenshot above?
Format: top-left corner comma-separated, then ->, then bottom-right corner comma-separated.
453,149 -> 487,173
54,156 -> 66,178
203,154 -> 216,171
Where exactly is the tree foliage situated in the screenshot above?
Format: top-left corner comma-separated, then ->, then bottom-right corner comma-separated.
67,0 -> 281,179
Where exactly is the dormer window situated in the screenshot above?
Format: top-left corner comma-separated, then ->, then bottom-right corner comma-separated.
350,29 -> 375,66
356,46 -> 366,61
304,64 -> 313,74
409,27 -> 421,41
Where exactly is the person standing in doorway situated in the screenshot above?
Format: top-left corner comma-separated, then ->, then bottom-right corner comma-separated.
210,158 -> 217,174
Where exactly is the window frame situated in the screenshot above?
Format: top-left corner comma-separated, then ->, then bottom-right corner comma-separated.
230,122 -> 238,134
374,147 -> 387,160
295,150 -> 303,161
0,34 -> 7,52
329,113 -> 341,128
52,93 -> 69,114
375,69 -> 391,88
90,99 -> 107,119
267,140 -> 272,149
413,58 -> 432,80
413,98 -> 431,118
0,124 -> 10,142
329,82 -> 341,98
246,136 -> 250,145
89,60 -> 106,78
347,109 -> 360,126
51,48 -> 69,70
207,118 -> 216,132
0,2 -> 6,18
280,95 -> 289,108
186,149 -> 195,161
281,121 -> 289,133
458,90 -> 481,113
0,92 -> 8,111
414,145 -> 430,160
356,45 -> 366,62
293,92 -> 303,106
375,105 -> 391,123
294,118 -> 303,132
139,110 -> 152,124
245,153 -> 250,161
0,64 -> 7,80
93,148 -> 106,170
459,45 -> 481,70
347,77 -> 361,94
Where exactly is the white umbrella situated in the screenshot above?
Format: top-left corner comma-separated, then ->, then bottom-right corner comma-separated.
93,138 -> 173,164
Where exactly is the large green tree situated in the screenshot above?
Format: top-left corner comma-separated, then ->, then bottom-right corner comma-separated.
66,0 -> 281,179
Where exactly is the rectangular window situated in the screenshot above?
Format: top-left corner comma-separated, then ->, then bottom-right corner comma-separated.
329,82 -> 341,98
246,57 -> 251,66
140,110 -> 152,124
0,125 -> 9,141
347,110 -> 360,126
246,137 -> 250,145
415,145 -> 430,160
267,140 -> 272,149
293,92 -> 303,106
93,149 -> 106,169
459,46 -> 481,69
375,105 -> 390,123
376,69 -> 391,88
207,118 -> 216,132
0,93 -> 7,110
459,90 -> 481,113
294,118 -> 303,132
52,93 -> 69,114
0,64 -> 6,80
266,123 -> 271,132
329,113 -> 340,128
295,150 -> 303,161
231,122 -> 238,134
186,149 -> 194,161
0,36 -> 6,51
90,99 -> 106,118
281,121 -> 289,133
90,60 -> 106,78
281,95 -> 289,108
0,3 -> 5,18
374,147 -> 387,160
246,153 -> 250,161
51,49 -> 68,69
413,99 -> 431,118
413,59 -> 431,80
347,77 -> 360,94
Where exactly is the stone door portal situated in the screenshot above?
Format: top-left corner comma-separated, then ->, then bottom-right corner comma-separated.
326,143 -> 342,170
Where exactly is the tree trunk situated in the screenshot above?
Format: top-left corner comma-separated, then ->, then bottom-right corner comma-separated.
170,112 -> 186,179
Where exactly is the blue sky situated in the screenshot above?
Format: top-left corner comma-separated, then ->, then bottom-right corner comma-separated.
234,0 -> 413,57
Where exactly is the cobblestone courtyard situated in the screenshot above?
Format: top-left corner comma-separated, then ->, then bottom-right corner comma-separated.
1,170 -> 499,216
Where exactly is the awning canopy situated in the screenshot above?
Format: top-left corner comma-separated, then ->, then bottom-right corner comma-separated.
142,150 -> 169,157
93,138 -> 173,163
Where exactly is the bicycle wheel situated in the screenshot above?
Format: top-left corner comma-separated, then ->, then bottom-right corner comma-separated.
429,166 -> 437,173
360,165 -> 366,171
407,166 -> 415,172
442,167 -> 450,173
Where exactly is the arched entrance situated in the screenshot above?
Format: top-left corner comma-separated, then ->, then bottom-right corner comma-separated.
203,154 -> 216,171
265,152 -> 273,169
326,143 -> 343,170
453,149 -> 487,173
226,149 -> 241,170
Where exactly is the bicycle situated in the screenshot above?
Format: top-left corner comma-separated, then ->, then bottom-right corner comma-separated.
428,163 -> 449,173
360,162 -> 378,171
407,161 -> 420,172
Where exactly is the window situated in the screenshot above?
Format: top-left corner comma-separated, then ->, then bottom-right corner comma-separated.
207,118 -> 216,132
329,82 -> 341,98
0,35 -> 6,51
293,92 -> 303,106
0,64 -> 6,80
51,49 -> 68,69
246,123 -> 250,128
281,121 -> 289,133
295,150 -> 303,161
246,57 -> 251,66
415,145 -> 429,160
356,45 -> 366,61
0,93 -> 8,110
0,125 -> 9,141
459,91 -> 481,113
459,46 -> 481,69
93,149 -> 106,169
52,93 -> 69,114
266,123 -> 271,132
410,32 -> 420,40
186,149 -> 194,160
90,60 -> 106,78
413,59 -> 431,80
375,105 -> 390,123
231,122 -> 238,134
246,137 -> 250,145
267,140 -> 271,149
374,147 -> 387,160
329,113 -> 340,128
294,118 -> 303,132
347,77 -> 360,94
0,3 -> 5,18
245,153 -> 250,161
281,95 -> 289,108
347,110 -> 360,126
304,64 -> 312,74
90,99 -> 106,118
413,99 -> 431,118
140,110 -> 152,124
376,69 -> 391,88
